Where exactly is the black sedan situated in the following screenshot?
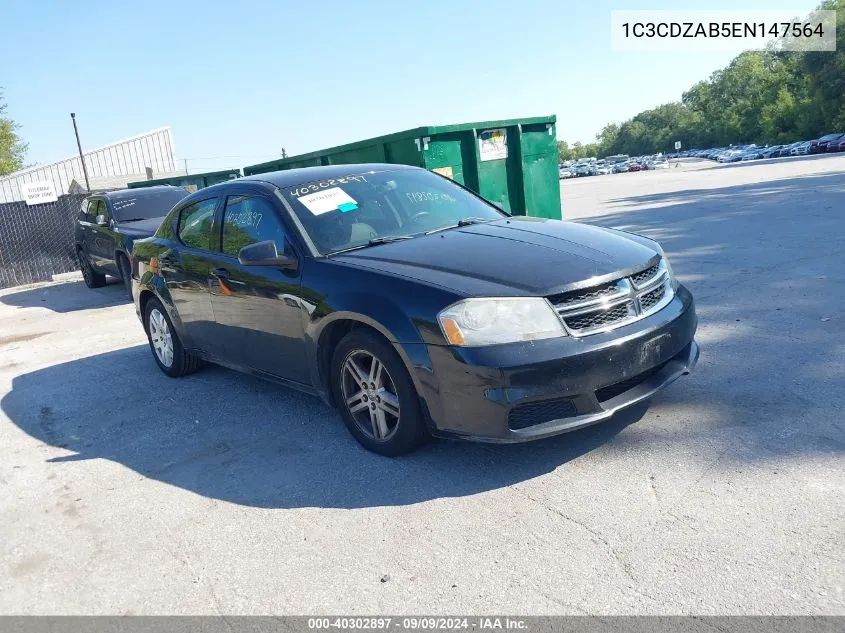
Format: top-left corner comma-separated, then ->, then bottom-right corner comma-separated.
132,164 -> 698,455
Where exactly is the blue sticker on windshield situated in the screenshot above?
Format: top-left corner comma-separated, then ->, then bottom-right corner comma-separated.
338,202 -> 358,212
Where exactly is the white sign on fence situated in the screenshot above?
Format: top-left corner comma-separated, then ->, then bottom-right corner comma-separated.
674,141 -> 682,150
21,181 -> 59,205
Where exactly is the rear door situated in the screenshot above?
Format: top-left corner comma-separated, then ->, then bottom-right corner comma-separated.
206,193 -> 309,384
159,197 -> 221,352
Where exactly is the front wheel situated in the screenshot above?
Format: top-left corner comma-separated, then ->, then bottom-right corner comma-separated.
331,330 -> 429,456
143,298 -> 203,377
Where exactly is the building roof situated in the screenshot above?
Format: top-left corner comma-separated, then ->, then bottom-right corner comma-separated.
3,127 -> 173,181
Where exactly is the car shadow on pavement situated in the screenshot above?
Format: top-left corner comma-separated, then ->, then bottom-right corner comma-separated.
1,345 -> 647,509
0,280 -> 128,312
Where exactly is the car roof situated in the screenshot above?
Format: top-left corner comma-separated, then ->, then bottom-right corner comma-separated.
239,163 -> 419,189
98,186 -> 186,200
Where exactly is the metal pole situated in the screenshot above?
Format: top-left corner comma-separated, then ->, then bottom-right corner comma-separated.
184,158 -> 189,175
70,113 -> 91,193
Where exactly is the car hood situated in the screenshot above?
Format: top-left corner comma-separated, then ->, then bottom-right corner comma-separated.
331,218 -> 659,297
117,217 -> 164,238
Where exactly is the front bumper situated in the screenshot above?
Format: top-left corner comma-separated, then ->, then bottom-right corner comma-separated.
418,285 -> 698,443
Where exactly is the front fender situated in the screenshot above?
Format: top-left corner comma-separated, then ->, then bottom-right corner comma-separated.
135,273 -> 189,344
305,292 -> 440,411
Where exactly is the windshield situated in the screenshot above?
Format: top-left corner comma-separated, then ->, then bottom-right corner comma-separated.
111,189 -> 190,222
280,169 -> 506,255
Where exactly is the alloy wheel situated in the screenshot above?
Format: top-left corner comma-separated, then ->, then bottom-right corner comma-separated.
148,308 -> 174,368
341,349 -> 401,441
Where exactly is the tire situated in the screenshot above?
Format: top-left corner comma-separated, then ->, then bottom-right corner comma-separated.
116,253 -> 132,299
77,247 -> 106,288
143,297 -> 203,378
330,329 -> 428,456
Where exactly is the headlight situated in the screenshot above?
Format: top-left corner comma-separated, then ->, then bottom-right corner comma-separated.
654,244 -> 678,289
438,298 -> 567,346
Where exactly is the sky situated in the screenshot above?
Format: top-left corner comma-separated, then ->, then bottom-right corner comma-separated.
1,0 -> 821,173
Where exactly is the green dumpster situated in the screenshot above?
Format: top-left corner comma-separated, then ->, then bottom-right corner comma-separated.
127,168 -> 242,192
243,116 -> 561,220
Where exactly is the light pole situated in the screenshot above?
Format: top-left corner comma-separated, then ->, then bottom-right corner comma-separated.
70,113 -> 91,193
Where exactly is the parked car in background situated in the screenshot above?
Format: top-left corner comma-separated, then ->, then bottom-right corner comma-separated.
131,164 -> 698,456
809,133 -> 842,154
594,162 -> 612,175
559,166 -> 573,179
612,161 -> 630,173
740,148 -> 764,161
791,141 -> 811,155
820,133 -> 845,152
628,162 -> 643,172
75,186 -> 190,296
760,145 -> 782,158
650,158 -> 669,169
831,137 -> 845,152
717,150 -> 744,163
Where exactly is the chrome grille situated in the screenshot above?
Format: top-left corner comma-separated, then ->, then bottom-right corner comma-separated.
631,263 -> 660,288
550,279 -> 630,310
639,283 -> 666,312
551,259 -> 673,336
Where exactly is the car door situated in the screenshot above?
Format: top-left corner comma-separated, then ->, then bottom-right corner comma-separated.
87,199 -> 120,275
78,199 -> 100,268
207,193 -> 310,384
159,197 -> 221,353
86,198 -> 117,275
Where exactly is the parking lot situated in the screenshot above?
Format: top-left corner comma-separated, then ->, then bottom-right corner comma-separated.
1,154 -> 843,614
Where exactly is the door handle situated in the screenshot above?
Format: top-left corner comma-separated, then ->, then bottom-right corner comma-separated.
211,268 -> 230,280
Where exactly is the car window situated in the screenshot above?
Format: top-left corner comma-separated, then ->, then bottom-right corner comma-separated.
281,169 -> 504,254
85,200 -> 102,222
177,198 -> 218,250
221,195 -> 288,257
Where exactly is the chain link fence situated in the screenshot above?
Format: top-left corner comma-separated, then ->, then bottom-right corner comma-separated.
0,194 -> 88,289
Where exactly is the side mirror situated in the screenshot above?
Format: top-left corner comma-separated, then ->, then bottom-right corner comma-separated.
95,214 -> 109,227
238,240 -> 298,270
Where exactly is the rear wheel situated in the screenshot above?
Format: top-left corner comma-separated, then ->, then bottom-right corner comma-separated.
331,329 -> 428,456
143,297 -> 202,377
116,253 -> 132,299
77,247 -> 106,288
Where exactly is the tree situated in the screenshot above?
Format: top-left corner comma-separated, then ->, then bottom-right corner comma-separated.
596,123 -> 620,156
0,91 -> 28,176
556,140 -> 571,162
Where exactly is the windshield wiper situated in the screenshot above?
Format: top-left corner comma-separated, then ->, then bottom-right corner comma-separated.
328,235 -> 413,255
368,236 -> 413,245
425,217 -> 492,235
